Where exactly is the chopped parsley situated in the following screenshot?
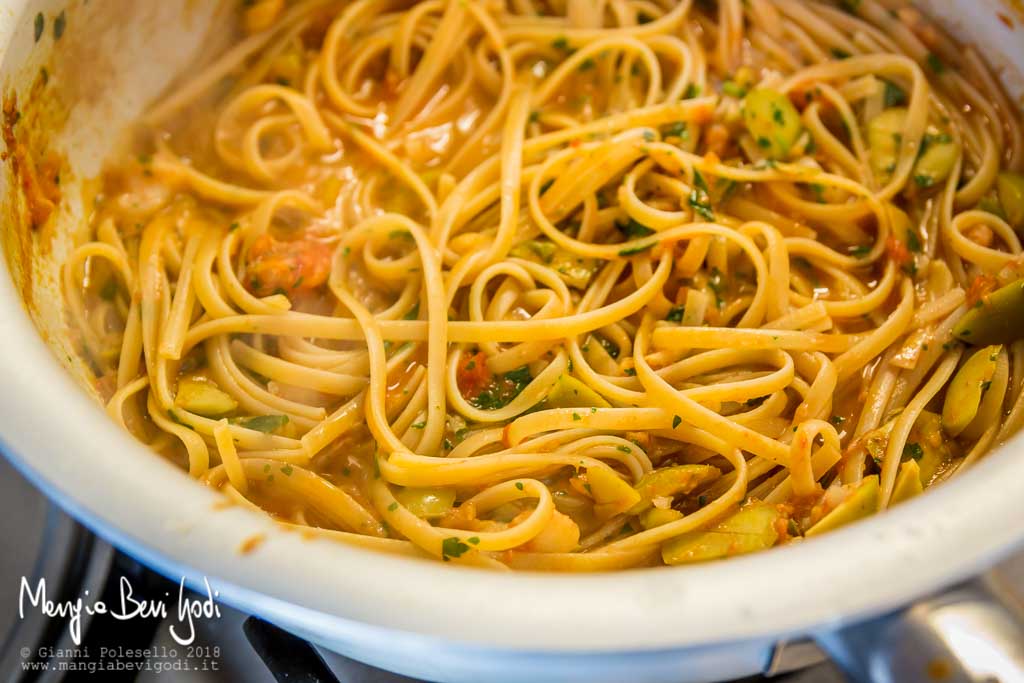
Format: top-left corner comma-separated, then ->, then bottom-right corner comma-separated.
596,335 -> 620,359
515,481 -> 524,491
660,121 -> 689,139
688,190 -> 715,221
666,305 -> 686,323
441,537 -> 470,561
902,442 -> 924,461
233,414 -> 289,433
34,13 -> 44,42
617,217 -> 655,239
618,242 -> 655,256
672,415 -> 682,429
388,502 -> 398,512
469,366 -> 532,410
683,83 -> 701,99
905,230 -> 922,253
53,10 -> 66,40
721,80 -> 746,98
830,48 -> 851,60
926,53 -> 945,74
883,80 -> 907,108
708,267 -> 726,308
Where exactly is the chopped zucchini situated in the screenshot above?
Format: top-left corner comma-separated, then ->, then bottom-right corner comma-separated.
586,466 -> 642,519
997,171 -> 1024,230
629,465 -> 720,513
175,379 -> 237,417
913,137 -> 958,189
742,89 -> 803,159
953,279 -> 1024,345
395,487 -> 456,519
544,374 -> 611,409
908,411 -> 949,484
511,240 -> 556,263
231,414 -> 289,433
511,239 -> 598,290
868,109 -> 957,187
890,460 -> 924,505
661,502 -> 783,565
942,345 -> 1001,437
804,475 -> 879,537
640,507 -> 684,529
868,108 -> 907,180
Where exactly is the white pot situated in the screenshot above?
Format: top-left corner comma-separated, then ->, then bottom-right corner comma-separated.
0,2 -> 1022,681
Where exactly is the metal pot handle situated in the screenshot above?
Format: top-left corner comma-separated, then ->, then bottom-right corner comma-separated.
814,575 -> 1024,682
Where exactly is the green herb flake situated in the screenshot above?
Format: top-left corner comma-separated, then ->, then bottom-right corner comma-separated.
926,53 -> 945,74
616,445 -> 632,453
903,442 -> 924,461
684,83 -> 701,99
672,415 -> 682,429
34,13 -> 44,42
660,121 -> 689,140
722,80 -> 746,98
53,10 -> 65,40
666,305 -> 685,323
515,481 -> 524,491
618,241 -> 655,256
617,217 -> 655,239
469,366 -> 532,411
905,230 -> 922,253
688,190 -> 715,221
596,335 -> 620,359
441,537 -> 470,561
883,80 -> 907,108
388,502 -> 398,512
233,414 -> 289,433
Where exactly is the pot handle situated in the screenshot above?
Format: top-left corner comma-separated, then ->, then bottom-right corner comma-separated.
814,575 -> 1024,682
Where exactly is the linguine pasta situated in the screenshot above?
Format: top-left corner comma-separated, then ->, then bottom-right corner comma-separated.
64,0 -> 1024,570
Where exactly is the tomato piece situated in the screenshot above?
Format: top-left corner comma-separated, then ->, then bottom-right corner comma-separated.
966,274 -> 999,307
885,235 -> 911,267
244,233 -> 333,297
456,352 -> 491,400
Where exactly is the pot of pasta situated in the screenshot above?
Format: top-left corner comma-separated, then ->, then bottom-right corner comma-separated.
1,0 -> 1024,680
